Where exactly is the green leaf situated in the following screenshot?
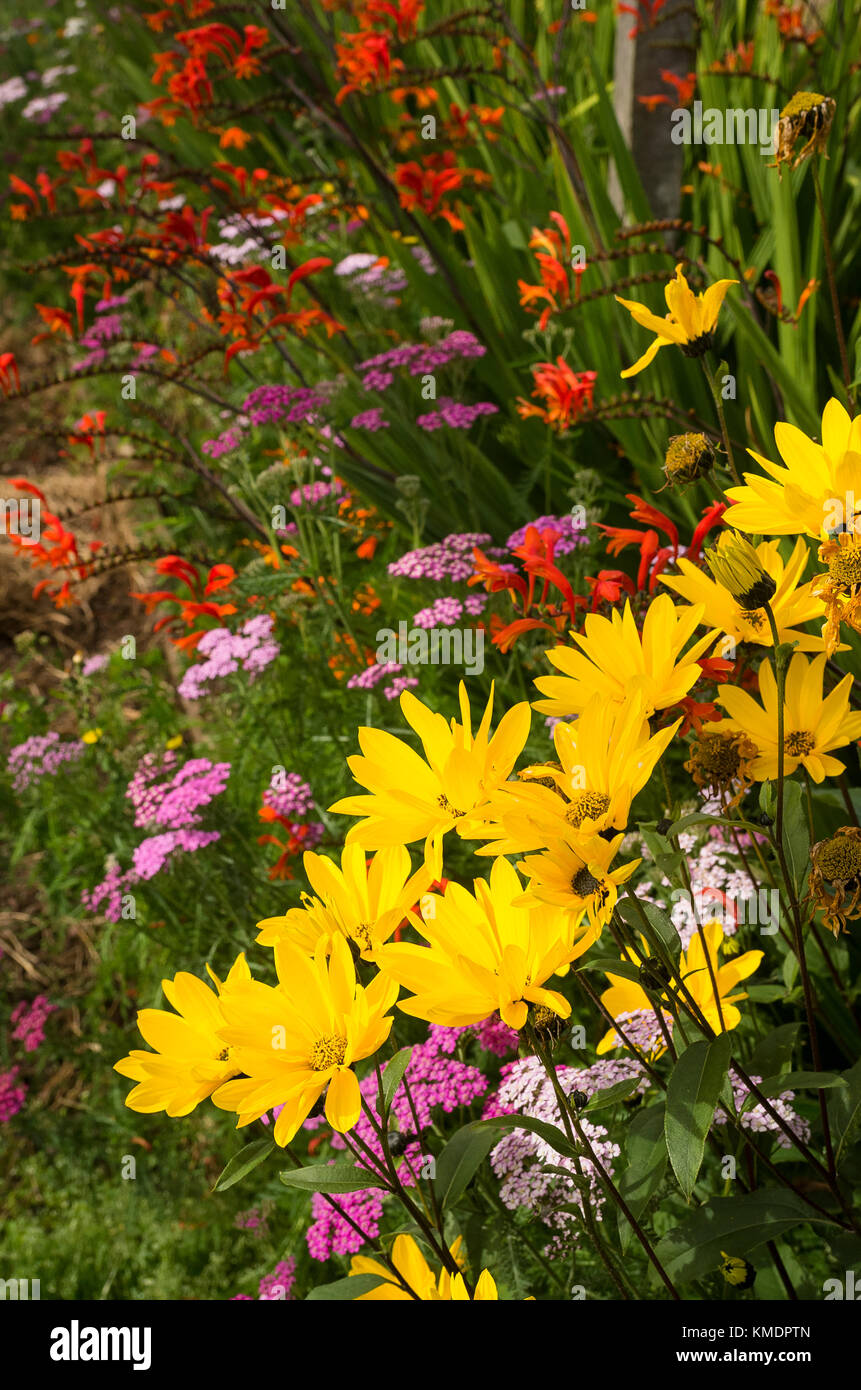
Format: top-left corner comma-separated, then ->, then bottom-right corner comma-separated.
212,1139 -> 274,1193
617,1104 -> 668,1253
279,1163 -> 389,1195
434,1122 -> 499,1210
306,1273 -> 387,1301
656,1189 -> 840,1284
379,1047 -> 413,1118
829,1058 -> 861,1169
436,1113 -> 581,1210
583,1076 -> 641,1112
755,1071 -> 847,1096
576,956 -> 642,985
781,781 -> 811,895
665,1034 -> 732,1200
617,895 -> 682,963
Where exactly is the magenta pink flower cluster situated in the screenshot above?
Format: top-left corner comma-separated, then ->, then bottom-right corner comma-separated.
345,662 -> 418,701
82,752 -> 231,920
262,770 -> 315,820
350,407 -> 389,432
305,1027 -> 489,1260
203,384 -> 328,459
178,615 -> 280,700
0,1067 -> 27,1124
11,995 -> 55,1053
416,398 -> 498,431
232,1256 -> 297,1301
357,330 -> 486,391
7,732 -> 86,793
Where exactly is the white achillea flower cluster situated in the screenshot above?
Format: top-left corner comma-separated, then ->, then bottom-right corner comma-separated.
714,1074 -> 811,1150
486,1056 -> 649,1247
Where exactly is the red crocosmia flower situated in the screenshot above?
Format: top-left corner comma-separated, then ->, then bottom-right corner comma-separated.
0,353 -> 21,395
204,564 -> 236,595
585,569 -> 637,611
517,360 -> 596,432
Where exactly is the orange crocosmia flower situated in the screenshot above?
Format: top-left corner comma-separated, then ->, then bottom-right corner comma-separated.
517,361 -> 597,433
219,126 -> 253,149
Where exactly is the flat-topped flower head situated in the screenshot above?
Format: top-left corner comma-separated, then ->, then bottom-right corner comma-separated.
350,1234 -> 503,1300
597,921 -> 762,1052
374,857 -> 585,1031
725,398 -> 861,539
664,536 -> 828,651
114,954 -> 251,1117
330,682 -> 531,875
256,844 -> 431,960
533,594 -> 713,720
705,651 -> 861,783
615,264 -> 737,377
211,934 -> 398,1146
515,831 -> 639,937
472,693 -> 679,853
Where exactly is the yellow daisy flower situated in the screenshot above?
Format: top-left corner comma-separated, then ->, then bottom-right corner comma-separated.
330,682 -> 531,875
706,651 -> 861,784
256,844 -> 432,960
597,921 -> 762,1052
533,594 -> 713,720
662,536 -> 829,651
349,1234 -> 501,1300
516,831 -> 640,936
114,954 -> 251,1117
81,728 -> 103,744
724,397 -> 861,539
211,934 -> 398,1146
615,263 -> 737,378
473,694 -> 680,853
374,856 -> 584,1031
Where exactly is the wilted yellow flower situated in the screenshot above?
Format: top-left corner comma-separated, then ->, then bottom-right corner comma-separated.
773,91 -> 835,175
615,264 -> 737,377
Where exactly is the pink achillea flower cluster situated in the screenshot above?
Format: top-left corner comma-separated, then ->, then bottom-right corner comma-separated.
263,771 -> 315,820
305,1028 -> 488,1260
350,407 -> 389,431
388,532 -> 493,582
11,995 -> 55,1052
345,661 -> 419,700
81,653 -> 109,676
178,615 -> 280,700
7,732 -> 85,792
416,398 -> 498,431
357,330 -> 486,392
715,1074 -> 810,1149
485,1057 -> 648,1245
232,1256 -> 297,1300
0,1067 -> 27,1123
83,754 -> 231,919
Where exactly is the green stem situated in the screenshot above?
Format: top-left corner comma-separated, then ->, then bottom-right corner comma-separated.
701,356 -> 741,485
812,162 -> 854,412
